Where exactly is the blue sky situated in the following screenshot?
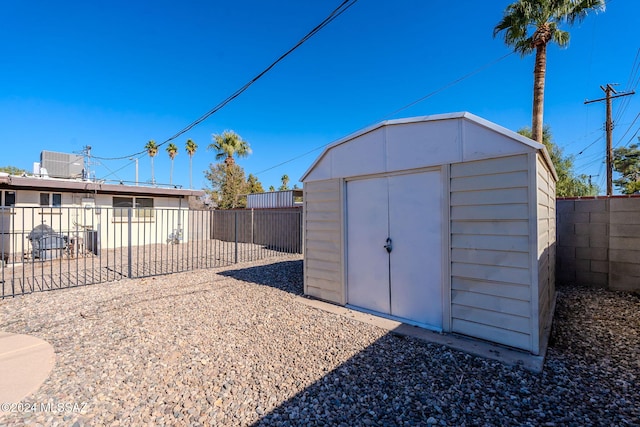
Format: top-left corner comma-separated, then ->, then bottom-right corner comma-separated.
1,0 -> 638,193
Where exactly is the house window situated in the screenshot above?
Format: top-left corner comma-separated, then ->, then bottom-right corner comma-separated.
136,197 -> 154,218
113,197 -> 133,218
40,193 -> 62,207
2,191 -> 15,207
113,196 -> 154,218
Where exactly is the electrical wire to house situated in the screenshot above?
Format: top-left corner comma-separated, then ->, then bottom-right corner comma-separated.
93,0 -> 359,165
576,135 -> 604,156
562,127 -> 606,149
91,0 -> 637,187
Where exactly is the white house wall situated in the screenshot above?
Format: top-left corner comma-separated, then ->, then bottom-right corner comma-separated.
450,154 -> 534,352
98,208 -> 188,251
5,189 -> 191,255
303,179 -> 344,304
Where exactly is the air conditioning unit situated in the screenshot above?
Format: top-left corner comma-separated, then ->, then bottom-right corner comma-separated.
40,151 -> 84,179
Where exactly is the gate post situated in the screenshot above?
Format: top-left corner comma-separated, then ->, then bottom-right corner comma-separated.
299,209 -> 303,254
234,211 -> 238,264
127,208 -> 133,278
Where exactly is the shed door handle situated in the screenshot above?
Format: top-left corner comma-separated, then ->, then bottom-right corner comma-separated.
384,237 -> 392,253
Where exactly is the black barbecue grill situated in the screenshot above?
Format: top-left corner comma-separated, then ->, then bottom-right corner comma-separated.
27,224 -> 67,260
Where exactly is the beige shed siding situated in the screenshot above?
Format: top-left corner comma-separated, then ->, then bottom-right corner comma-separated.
303,179 -> 344,304
536,153 -> 556,352
450,154 -> 533,351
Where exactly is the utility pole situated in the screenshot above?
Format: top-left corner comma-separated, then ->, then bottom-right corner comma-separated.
77,145 -> 97,181
129,157 -> 139,185
585,84 -> 634,195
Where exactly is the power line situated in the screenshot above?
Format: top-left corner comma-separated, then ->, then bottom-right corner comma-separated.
576,151 -> 604,166
254,52 -> 515,176
620,125 -> 640,148
372,52 -> 515,123
576,135 -> 604,155
596,160 -> 606,187
614,48 -> 640,124
94,0 -> 359,163
563,127 -> 605,149
584,84 -> 635,195
253,144 -> 328,176
575,155 -> 604,172
614,112 -> 640,148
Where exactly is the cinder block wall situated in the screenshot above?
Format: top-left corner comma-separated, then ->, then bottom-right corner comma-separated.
556,197 -> 640,292
609,198 -> 640,292
556,199 -> 609,287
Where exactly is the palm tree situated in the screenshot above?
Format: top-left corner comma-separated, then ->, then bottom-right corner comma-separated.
185,139 -> 198,189
519,125 -> 597,196
494,0 -> 605,143
166,143 -> 178,185
279,174 -> 290,191
144,140 -> 158,185
208,130 -> 251,166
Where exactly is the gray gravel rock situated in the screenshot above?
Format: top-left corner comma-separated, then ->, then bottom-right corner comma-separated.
0,256 -> 638,426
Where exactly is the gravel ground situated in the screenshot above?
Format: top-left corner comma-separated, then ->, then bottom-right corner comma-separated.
0,256 -> 638,426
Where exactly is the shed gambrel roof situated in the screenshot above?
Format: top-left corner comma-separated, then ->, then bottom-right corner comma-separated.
300,112 -> 557,182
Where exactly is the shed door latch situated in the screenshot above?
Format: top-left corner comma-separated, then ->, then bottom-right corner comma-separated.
384,237 -> 392,253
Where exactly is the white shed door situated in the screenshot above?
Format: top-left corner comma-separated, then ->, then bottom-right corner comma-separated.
346,171 -> 443,329
346,177 -> 391,314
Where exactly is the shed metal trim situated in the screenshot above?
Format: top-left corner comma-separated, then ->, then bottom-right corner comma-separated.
441,164 -> 452,332
528,152 -> 540,355
300,112 -> 558,182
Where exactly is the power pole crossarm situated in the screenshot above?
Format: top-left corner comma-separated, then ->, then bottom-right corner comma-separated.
584,90 -> 636,104
584,84 -> 635,196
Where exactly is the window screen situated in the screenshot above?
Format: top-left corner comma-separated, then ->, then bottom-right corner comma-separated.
3,191 -> 15,207
136,197 -> 154,218
113,197 -> 133,218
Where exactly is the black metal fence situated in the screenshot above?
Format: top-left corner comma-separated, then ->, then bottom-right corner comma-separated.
0,207 -> 303,298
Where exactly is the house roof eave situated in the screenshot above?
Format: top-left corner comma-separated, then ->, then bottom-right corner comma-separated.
0,176 -> 205,198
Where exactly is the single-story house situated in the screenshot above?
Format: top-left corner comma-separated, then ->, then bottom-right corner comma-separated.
0,173 -> 204,261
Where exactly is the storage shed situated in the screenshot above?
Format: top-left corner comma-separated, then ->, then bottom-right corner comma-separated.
301,112 -> 557,355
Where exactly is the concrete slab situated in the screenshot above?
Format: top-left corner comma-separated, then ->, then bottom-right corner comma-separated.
0,332 -> 55,405
296,296 -> 547,373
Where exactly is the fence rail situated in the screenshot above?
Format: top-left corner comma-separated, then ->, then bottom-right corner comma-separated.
0,207 -> 302,298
